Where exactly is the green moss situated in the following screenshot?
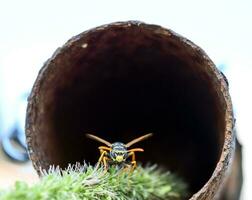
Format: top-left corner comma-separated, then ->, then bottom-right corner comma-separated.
0,163 -> 188,200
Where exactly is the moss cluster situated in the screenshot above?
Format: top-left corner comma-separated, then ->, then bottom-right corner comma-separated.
0,163 -> 188,200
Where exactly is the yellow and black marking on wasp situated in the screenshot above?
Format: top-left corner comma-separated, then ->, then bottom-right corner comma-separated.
86,133 -> 153,171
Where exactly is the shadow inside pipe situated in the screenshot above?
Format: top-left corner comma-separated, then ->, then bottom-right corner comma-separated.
38,25 -> 226,195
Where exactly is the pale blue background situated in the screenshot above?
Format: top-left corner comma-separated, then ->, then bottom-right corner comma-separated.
0,1 -> 251,199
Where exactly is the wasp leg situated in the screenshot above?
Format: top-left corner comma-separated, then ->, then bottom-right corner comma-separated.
131,161 -> 137,169
99,146 -> 112,151
102,156 -> 109,170
95,150 -> 107,170
127,151 -> 137,171
99,146 -> 111,169
127,148 -> 144,170
100,156 -> 110,176
128,148 -> 144,152
128,151 -> 135,162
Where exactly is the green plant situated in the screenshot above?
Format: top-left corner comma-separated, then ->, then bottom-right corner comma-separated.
0,163 -> 188,200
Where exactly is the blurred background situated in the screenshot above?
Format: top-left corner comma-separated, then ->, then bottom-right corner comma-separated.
0,0 -> 251,199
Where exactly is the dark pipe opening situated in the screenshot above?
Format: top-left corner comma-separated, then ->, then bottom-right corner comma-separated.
36,24 -> 226,194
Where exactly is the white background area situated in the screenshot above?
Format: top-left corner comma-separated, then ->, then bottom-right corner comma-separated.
0,1 -> 251,199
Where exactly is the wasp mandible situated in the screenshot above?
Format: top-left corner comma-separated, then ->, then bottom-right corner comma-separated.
86,133 -> 153,170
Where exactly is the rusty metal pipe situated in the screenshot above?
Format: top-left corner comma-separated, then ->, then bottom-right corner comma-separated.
26,21 -> 242,199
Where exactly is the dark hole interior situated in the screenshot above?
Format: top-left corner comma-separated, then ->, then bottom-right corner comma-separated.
38,25 -> 225,195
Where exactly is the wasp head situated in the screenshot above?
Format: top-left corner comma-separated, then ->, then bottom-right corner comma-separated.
110,142 -> 128,163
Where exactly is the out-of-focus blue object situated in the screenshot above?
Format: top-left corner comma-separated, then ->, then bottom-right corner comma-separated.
217,63 -> 229,87
0,46 -> 48,163
0,93 -> 29,162
218,63 -> 227,72
1,125 -> 29,162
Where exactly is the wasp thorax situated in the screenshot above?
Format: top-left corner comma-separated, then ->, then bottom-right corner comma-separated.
110,142 -> 128,163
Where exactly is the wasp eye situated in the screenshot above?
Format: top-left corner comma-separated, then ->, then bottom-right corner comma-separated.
110,152 -> 116,158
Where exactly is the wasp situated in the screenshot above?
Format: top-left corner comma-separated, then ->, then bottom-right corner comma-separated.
86,133 -> 153,170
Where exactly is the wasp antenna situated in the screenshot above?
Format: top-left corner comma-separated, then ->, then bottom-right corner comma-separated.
125,133 -> 153,148
86,134 -> 112,147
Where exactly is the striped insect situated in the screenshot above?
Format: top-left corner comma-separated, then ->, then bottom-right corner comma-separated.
86,133 -> 153,170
